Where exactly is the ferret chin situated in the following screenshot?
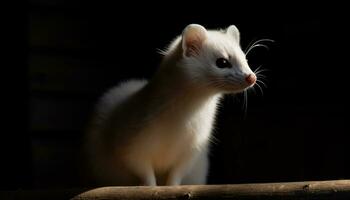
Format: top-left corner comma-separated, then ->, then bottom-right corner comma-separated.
84,24 -> 256,186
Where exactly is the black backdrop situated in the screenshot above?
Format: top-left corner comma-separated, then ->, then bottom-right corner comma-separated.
2,2 -> 348,190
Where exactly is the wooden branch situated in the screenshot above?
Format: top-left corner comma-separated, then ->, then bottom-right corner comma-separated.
72,180 -> 350,200
1,180 -> 349,200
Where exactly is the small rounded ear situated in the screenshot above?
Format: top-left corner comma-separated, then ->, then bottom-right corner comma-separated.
182,24 -> 207,57
226,25 -> 240,42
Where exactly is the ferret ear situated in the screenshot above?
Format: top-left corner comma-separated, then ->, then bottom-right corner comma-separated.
182,24 -> 207,57
226,25 -> 240,42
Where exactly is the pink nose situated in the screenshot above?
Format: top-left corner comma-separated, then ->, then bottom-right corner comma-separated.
245,74 -> 256,85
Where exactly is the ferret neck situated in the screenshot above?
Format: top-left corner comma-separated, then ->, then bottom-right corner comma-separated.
145,59 -> 219,115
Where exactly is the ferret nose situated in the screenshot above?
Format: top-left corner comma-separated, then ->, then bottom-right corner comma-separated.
245,74 -> 256,85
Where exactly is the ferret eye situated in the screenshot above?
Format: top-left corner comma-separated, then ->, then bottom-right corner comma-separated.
216,58 -> 232,68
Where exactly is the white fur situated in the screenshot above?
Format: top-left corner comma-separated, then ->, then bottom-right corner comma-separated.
85,24 -> 255,186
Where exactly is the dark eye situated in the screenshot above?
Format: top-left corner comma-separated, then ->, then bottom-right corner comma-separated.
216,58 -> 232,68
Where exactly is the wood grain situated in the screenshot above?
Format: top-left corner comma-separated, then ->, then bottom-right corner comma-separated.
71,180 -> 350,200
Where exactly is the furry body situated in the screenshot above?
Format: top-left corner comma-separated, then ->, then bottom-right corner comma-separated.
85,24 -> 256,186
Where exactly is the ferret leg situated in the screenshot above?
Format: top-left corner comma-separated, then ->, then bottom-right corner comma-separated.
166,150 -> 209,185
165,152 -> 196,186
128,161 -> 157,186
165,170 -> 182,186
140,166 -> 157,186
181,149 -> 209,185
144,170 -> 157,186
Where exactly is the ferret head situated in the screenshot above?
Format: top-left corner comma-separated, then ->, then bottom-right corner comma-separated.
166,24 -> 256,94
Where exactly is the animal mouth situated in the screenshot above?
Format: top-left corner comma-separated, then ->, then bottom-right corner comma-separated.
208,73 -> 257,94
220,84 -> 250,94
225,73 -> 256,93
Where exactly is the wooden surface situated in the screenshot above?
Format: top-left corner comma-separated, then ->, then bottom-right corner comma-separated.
71,180 -> 350,200
2,180 -> 349,200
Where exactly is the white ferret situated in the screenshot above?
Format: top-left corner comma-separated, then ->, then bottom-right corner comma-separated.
84,24 -> 256,186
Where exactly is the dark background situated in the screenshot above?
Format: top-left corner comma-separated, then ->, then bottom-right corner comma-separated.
2,1 -> 348,190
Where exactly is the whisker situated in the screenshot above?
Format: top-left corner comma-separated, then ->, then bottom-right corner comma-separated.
256,73 -> 267,78
252,87 -> 258,95
246,44 -> 270,55
251,38 -> 275,45
248,87 -> 257,95
243,90 -> 248,119
225,76 -> 242,82
209,78 -> 243,85
244,39 -> 257,53
254,82 -> 264,96
254,65 -> 264,73
256,79 -> 267,88
245,39 -> 274,53
156,48 -> 167,55
256,75 -> 268,81
255,68 -> 270,73
245,38 -> 275,56
254,66 -> 269,82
